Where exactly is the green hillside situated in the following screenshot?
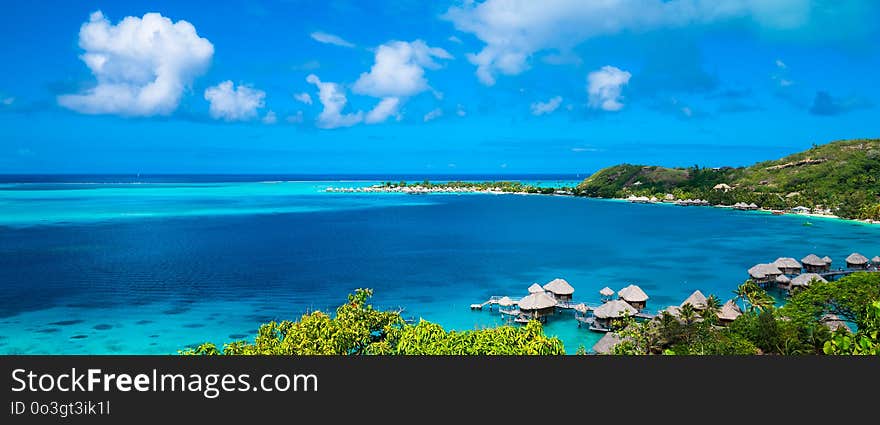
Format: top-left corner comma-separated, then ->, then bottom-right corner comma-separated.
575,138 -> 880,219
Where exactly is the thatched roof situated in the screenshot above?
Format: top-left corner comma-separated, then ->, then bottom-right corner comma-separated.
680,290 -> 708,309
617,284 -> 649,303
872,256 -> 880,264
543,278 -> 574,296
820,314 -> 850,333
790,273 -> 827,288
599,287 -> 615,297
801,254 -> 825,266
527,283 -> 545,294
592,333 -> 623,355
846,252 -> 869,265
717,300 -> 742,321
775,274 -> 791,284
822,256 -> 833,264
773,257 -> 801,270
573,303 -> 590,313
748,263 -> 782,279
497,296 -> 516,307
659,306 -> 681,317
593,300 -> 637,319
518,292 -> 557,311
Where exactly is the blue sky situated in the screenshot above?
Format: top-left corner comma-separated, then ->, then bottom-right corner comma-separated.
1,0 -> 879,174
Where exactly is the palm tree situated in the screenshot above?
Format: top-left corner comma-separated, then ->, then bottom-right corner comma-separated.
733,281 -> 753,312
701,294 -> 722,323
679,303 -> 697,326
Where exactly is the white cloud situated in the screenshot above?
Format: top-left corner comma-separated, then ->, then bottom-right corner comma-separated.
286,111 -> 304,124
58,11 -> 214,116
530,96 -> 562,115
775,59 -> 787,69
587,66 -> 631,111
1,96 -> 14,106
204,81 -> 266,121
456,104 -> 466,117
448,35 -> 463,44
262,111 -> 277,124
353,40 -> 452,98
443,0 -> 810,85
305,74 -> 363,129
365,97 -> 401,124
293,92 -> 313,105
310,31 -> 355,48
423,108 -> 443,122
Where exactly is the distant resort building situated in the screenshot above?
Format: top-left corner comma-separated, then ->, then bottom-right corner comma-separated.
789,273 -> 827,292
717,300 -> 743,324
790,206 -> 811,214
801,254 -> 830,273
680,290 -> 708,310
773,257 -> 802,275
592,300 -> 638,331
733,202 -> 759,210
543,278 -> 574,302
846,253 -> 869,270
528,283 -> 545,294
748,263 -> 783,284
713,183 -> 732,192
517,292 -> 557,321
617,284 -> 649,310
599,287 -> 615,303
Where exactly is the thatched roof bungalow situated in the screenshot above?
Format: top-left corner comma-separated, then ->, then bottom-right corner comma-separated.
748,263 -> 782,283
801,254 -> 829,273
599,286 -> 615,302
872,256 -> 880,265
528,283 -> 545,294
822,256 -> 833,265
680,290 -> 708,310
593,300 -> 637,330
543,278 -> 575,301
517,292 -> 557,320
617,284 -> 649,310
846,253 -> 869,270
773,257 -> 802,275
789,273 -> 827,290
592,333 -> 623,355
717,300 -> 743,324
497,296 -> 516,307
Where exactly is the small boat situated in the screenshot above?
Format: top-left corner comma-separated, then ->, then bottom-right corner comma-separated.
802,221 -> 813,226
772,210 -> 785,215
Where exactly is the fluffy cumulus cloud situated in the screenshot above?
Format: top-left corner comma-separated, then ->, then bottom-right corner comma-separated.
353,40 -> 452,98
309,31 -> 355,48
587,66 -> 631,111
293,92 -> 313,105
365,97 -> 401,124
423,108 -> 443,122
58,11 -> 214,116
305,74 -> 363,129
204,81 -> 266,121
262,111 -> 277,124
443,0 -> 810,85
530,96 -> 562,115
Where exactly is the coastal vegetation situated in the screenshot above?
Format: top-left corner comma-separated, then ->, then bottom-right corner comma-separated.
611,272 -> 880,355
183,273 -> 879,356
575,139 -> 880,220
181,289 -> 565,355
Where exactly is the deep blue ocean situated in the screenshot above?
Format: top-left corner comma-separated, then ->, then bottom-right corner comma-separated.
1,175 -> 878,354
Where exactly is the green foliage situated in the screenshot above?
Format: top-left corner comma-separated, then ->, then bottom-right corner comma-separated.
823,301 -> 880,355
575,138 -> 880,217
180,289 -> 564,356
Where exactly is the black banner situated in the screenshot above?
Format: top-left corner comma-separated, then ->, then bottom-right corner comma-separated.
1,355 -> 877,423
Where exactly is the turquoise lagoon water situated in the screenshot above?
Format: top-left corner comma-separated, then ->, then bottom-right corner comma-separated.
0,178 -> 878,354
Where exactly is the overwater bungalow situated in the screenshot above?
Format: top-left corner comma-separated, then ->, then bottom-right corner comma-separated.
592,300 -> 638,331
717,300 -> 743,324
773,257 -> 802,275
599,287 -> 615,303
789,273 -> 827,291
846,253 -> 869,270
517,292 -> 557,321
527,283 -> 545,294
822,256 -> 833,267
617,284 -> 649,310
747,263 -> 783,284
801,254 -> 830,273
543,278 -> 574,302
592,333 -> 623,355
680,290 -> 708,310
872,256 -> 880,269
775,274 -> 791,289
